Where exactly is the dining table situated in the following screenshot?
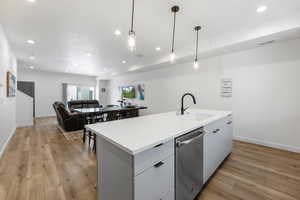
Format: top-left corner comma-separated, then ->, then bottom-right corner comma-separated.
73,105 -> 148,124
73,105 -> 147,115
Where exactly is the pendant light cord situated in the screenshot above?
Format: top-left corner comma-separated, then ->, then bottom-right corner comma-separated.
195,29 -> 199,61
171,12 -> 176,52
130,0 -> 135,32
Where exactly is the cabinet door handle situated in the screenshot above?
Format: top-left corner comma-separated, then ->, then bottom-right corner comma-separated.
213,129 -> 220,133
227,121 -> 232,125
176,134 -> 203,148
154,161 -> 164,168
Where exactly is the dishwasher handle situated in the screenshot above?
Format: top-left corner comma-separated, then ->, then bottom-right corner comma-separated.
176,134 -> 203,147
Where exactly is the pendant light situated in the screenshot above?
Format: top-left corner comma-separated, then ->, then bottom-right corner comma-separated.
193,26 -> 202,69
170,5 -> 180,62
128,0 -> 136,51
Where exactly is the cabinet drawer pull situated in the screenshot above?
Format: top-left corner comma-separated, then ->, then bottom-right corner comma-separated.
154,143 -> 164,148
227,121 -> 232,125
154,161 -> 164,168
213,129 -> 220,133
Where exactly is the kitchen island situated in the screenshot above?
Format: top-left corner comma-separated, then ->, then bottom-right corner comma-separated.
86,109 -> 233,200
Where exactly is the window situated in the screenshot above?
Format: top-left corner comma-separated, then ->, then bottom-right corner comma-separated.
63,84 -> 95,104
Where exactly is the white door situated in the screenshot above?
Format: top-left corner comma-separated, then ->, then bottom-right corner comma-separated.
203,116 -> 233,183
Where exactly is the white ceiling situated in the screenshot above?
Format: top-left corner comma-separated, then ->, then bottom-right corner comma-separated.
1,0 -> 300,78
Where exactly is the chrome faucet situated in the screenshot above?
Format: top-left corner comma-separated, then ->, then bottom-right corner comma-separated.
181,93 -> 197,115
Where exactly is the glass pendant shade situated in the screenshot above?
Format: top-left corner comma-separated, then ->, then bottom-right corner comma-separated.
170,52 -> 176,62
128,0 -> 136,51
128,30 -> 136,51
193,60 -> 199,69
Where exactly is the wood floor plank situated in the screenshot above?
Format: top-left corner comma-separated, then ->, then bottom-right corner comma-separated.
222,159 -> 300,199
0,118 -> 299,200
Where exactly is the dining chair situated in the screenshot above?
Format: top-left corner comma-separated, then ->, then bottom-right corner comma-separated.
106,111 -> 120,121
83,128 -> 97,153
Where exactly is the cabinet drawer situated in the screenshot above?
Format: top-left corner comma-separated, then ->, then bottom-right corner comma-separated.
204,118 -> 226,134
134,155 -> 174,200
134,139 -> 174,175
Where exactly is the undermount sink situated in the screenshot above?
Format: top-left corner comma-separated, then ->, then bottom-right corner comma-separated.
179,112 -> 214,122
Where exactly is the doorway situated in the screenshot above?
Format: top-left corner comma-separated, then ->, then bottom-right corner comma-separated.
17,81 -> 35,118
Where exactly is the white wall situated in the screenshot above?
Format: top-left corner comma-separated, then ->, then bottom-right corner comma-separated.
17,69 -> 97,118
16,90 -> 33,127
0,24 -> 17,157
97,80 -> 111,106
109,38 -> 300,153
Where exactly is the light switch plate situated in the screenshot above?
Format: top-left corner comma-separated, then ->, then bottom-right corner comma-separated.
221,78 -> 232,97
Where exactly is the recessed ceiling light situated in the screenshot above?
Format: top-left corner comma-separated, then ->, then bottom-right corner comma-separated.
29,66 -> 35,69
27,40 -> 35,44
29,56 -> 35,60
27,0 -> 36,2
122,60 -> 127,64
256,5 -> 267,13
115,30 -> 121,36
155,47 -> 161,51
86,53 -> 92,57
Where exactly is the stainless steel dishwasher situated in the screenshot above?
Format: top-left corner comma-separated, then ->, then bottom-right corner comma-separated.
175,127 -> 204,200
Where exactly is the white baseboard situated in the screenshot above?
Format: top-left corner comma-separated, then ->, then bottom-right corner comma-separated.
0,128 -> 16,159
234,136 -> 300,153
36,115 -> 56,119
17,120 -> 33,128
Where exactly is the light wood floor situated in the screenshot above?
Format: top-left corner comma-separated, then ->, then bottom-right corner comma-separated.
0,118 -> 299,200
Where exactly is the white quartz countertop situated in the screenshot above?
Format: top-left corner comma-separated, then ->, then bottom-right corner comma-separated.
86,109 -> 232,155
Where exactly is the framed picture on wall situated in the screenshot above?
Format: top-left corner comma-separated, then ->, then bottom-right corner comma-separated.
137,84 -> 145,100
7,71 -> 16,97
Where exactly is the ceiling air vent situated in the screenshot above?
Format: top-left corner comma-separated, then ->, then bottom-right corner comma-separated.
135,54 -> 145,58
258,40 -> 275,46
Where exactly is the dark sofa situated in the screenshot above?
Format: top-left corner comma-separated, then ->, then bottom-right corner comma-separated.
53,102 -> 84,132
68,100 -> 101,111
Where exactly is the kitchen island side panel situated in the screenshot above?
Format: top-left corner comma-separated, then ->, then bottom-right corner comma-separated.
97,136 -> 134,200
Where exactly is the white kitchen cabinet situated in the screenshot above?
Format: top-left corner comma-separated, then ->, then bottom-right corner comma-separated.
97,137 -> 175,200
203,123 -> 220,183
203,115 -> 233,183
135,155 -> 174,200
221,117 -> 233,159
